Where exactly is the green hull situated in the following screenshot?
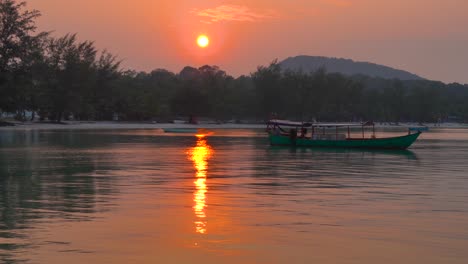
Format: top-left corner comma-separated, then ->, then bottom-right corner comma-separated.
163,128 -> 198,133
269,132 -> 421,149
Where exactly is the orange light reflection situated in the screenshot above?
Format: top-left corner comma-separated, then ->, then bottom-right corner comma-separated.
187,136 -> 213,234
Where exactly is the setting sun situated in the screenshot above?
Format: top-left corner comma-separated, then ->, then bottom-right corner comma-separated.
196,35 -> 209,48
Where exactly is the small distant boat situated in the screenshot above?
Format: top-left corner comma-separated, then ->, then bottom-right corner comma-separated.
267,120 -> 421,149
409,126 -> 429,132
163,128 -> 198,133
172,120 -> 186,124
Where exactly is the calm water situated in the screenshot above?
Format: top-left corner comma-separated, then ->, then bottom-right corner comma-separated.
1,128 -> 468,263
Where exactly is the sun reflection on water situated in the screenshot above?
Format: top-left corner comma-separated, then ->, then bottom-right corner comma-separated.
188,135 -> 213,234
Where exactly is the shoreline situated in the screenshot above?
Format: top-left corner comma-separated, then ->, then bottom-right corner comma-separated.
1,121 -> 467,131
0,121 -> 266,130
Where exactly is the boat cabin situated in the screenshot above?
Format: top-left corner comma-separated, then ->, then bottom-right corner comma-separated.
267,119 -> 376,140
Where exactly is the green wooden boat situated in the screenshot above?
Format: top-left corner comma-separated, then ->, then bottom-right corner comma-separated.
163,128 -> 198,133
269,132 -> 421,149
267,120 -> 421,150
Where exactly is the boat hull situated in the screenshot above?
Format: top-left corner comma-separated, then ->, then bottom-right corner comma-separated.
269,132 -> 421,149
163,128 -> 198,133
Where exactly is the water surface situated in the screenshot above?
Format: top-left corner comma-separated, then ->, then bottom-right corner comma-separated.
1,128 -> 468,263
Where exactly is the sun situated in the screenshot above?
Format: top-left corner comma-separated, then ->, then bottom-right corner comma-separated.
197,35 -> 209,48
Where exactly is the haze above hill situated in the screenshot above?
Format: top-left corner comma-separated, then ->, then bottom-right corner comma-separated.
280,56 -> 424,81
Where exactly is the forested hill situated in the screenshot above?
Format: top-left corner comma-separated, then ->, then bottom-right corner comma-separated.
280,56 -> 424,80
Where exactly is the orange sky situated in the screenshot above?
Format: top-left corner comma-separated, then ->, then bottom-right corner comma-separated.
28,0 -> 468,83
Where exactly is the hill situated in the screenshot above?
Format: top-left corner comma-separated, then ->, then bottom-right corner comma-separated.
280,56 -> 424,80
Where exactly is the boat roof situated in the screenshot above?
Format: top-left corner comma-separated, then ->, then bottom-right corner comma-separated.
267,119 -> 374,128
267,119 -> 312,127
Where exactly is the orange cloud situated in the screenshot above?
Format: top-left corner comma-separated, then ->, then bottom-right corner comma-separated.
191,5 -> 277,24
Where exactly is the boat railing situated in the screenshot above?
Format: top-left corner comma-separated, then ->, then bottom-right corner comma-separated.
311,133 -> 347,141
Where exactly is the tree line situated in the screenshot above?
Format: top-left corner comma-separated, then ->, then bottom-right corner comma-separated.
1,0 -> 468,124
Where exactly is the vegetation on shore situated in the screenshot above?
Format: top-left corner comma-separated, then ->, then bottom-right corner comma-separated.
1,0 -> 468,124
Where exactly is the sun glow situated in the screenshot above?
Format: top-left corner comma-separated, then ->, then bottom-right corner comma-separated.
196,35 -> 210,48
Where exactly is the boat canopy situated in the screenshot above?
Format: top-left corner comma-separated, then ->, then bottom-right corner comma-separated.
409,126 -> 429,132
267,119 -> 312,127
312,121 -> 375,128
267,119 -> 374,128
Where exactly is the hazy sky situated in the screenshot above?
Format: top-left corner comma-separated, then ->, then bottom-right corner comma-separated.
28,0 -> 468,83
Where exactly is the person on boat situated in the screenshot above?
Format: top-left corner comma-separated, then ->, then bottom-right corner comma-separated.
300,127 -> 307,138
289,129 -> 297,145
274,125 -> 281,135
